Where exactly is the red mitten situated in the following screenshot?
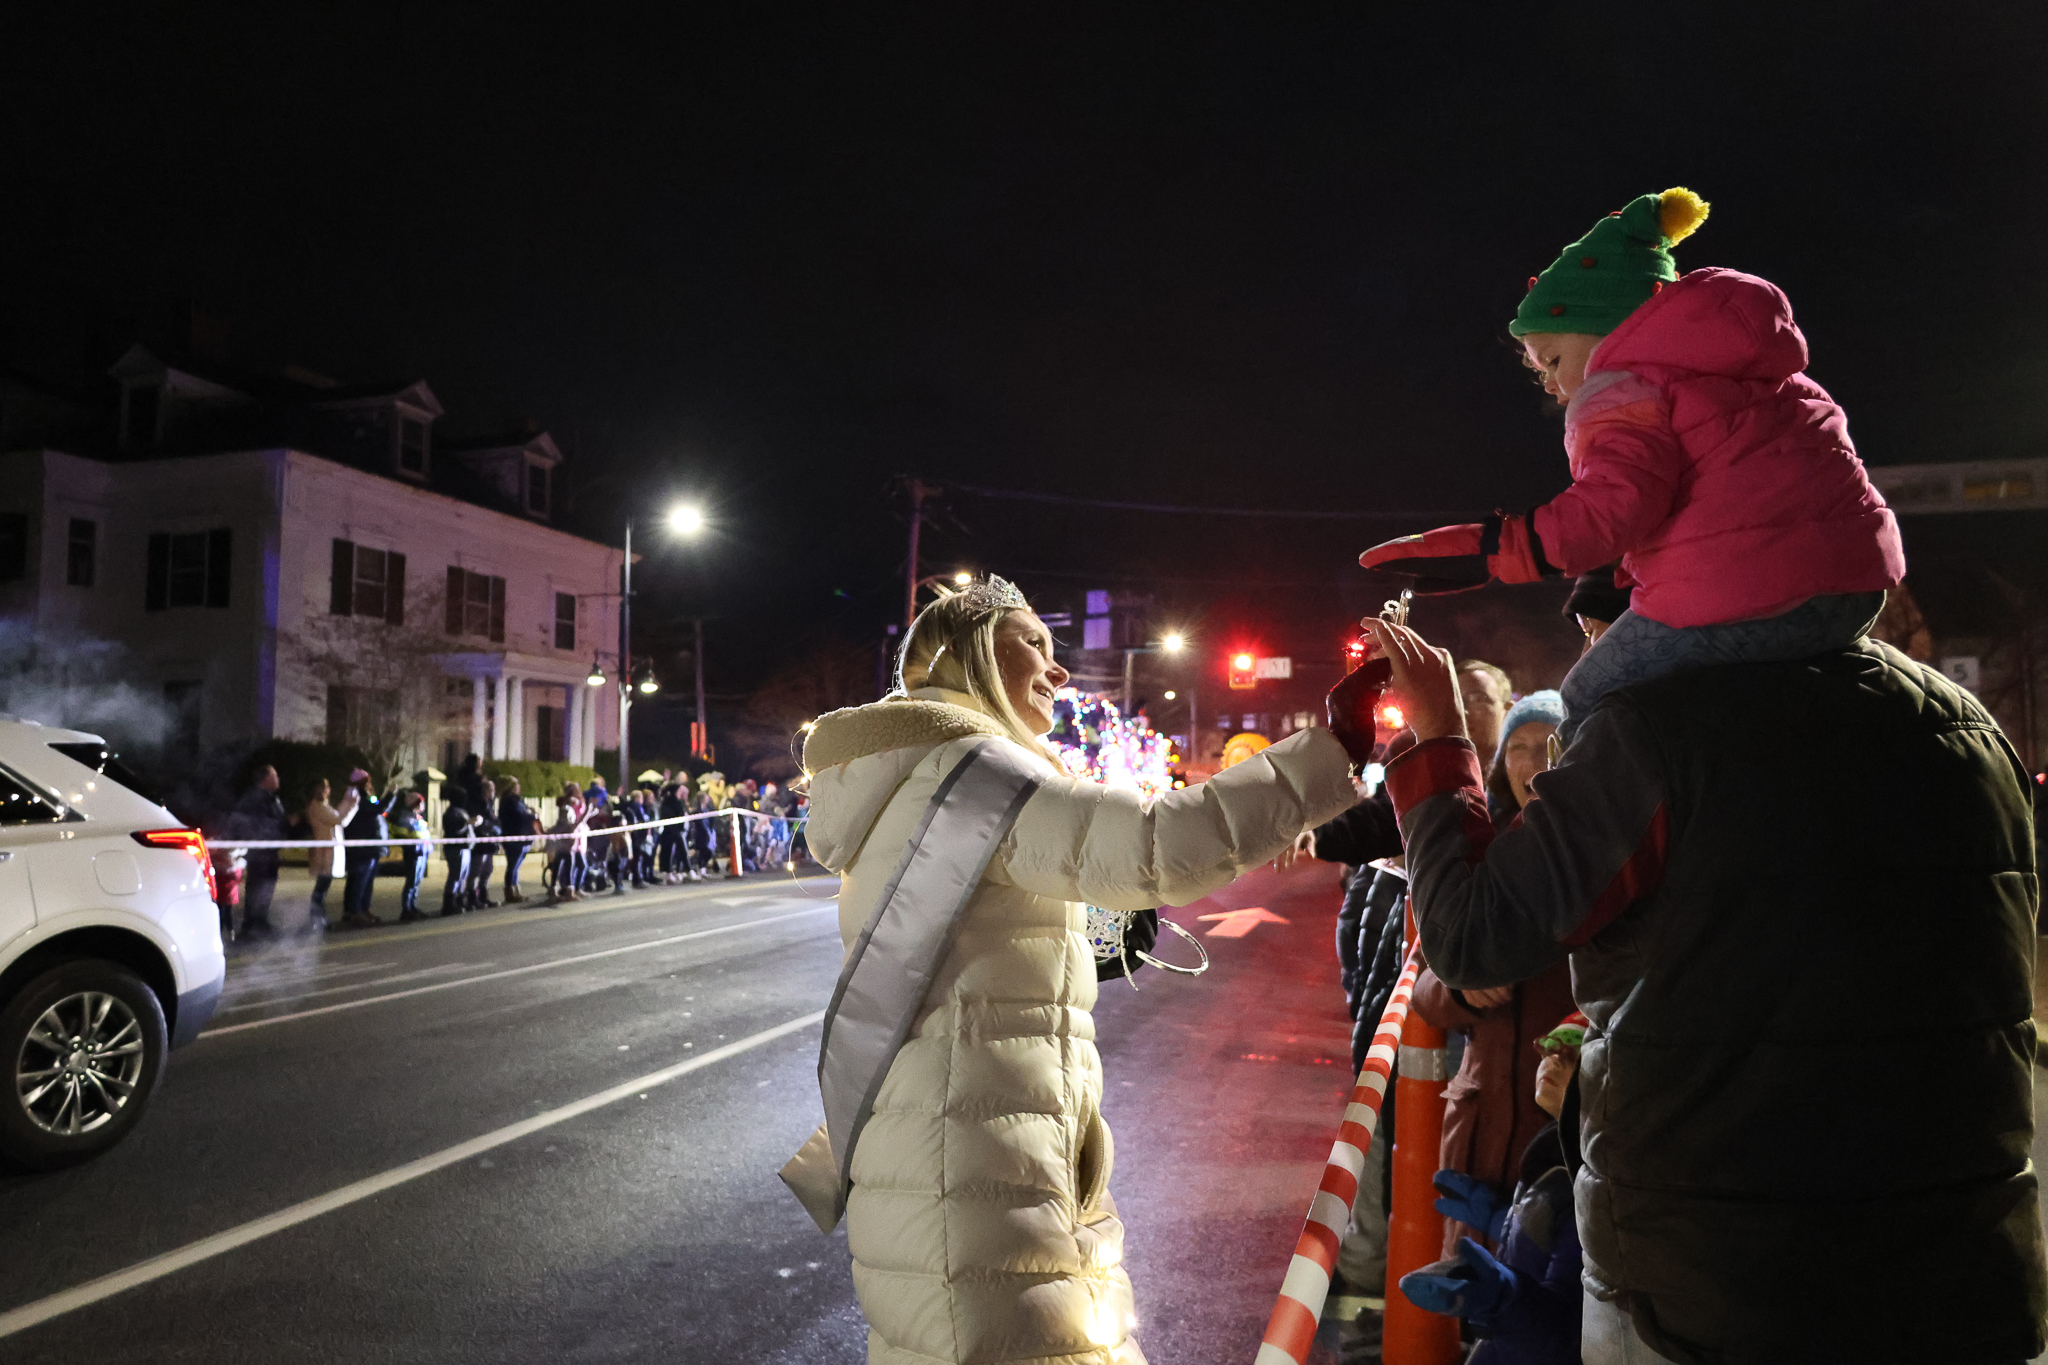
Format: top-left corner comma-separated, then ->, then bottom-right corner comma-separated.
1357,523 -> 1488,593
1359,514 -> 1557,592
1487,513 -> 1551,584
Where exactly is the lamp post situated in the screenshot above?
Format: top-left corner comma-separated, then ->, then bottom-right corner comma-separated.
616,504 -> 705,794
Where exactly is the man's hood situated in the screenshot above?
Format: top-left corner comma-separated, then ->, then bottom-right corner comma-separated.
800,689 -> 1011,871
1592,267 -> 1808,383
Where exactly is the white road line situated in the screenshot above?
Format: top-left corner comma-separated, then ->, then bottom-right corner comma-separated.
215,963 -> 495,1013
199,907 -> 837,1037
0,1010 -> 827,1341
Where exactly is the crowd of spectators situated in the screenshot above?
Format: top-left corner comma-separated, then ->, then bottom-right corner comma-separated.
1305,570 -> 1633,1365
207,755 -> 812,937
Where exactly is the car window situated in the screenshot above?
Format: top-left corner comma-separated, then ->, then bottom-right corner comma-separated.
0,768 -> 64,825
46,741 -> 161,805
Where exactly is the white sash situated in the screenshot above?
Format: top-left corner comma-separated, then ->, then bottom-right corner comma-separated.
780,738 -> 1043,1232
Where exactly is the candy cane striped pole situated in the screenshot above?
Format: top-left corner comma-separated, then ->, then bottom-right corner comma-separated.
1253,942 -> 1424,1365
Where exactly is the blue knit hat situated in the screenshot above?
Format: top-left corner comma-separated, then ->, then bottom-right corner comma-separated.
1493,689 -> 1565,769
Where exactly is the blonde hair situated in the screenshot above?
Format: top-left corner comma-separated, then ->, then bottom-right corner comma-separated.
896,585 -> 1060,766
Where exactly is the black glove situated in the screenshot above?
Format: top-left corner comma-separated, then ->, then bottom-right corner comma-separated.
1326,657 -> 1392,767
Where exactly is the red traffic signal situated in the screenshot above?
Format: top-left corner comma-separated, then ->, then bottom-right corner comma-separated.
1228,651 -> 1257,690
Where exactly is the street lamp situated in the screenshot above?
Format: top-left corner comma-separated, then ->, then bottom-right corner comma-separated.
1121,631 -> 1191,716
586,659 -> 607,687
952,570 -> 973,586
618,503 -> 707,793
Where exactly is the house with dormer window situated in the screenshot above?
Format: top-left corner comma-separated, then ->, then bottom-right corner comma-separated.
0,346 -> 620,772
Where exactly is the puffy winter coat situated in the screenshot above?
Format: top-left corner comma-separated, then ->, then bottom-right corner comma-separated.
802,687 -> 1355,1365
1531,267 -> 1905,629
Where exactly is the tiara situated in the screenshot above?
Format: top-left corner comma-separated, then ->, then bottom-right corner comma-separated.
947,574 -> 1030,614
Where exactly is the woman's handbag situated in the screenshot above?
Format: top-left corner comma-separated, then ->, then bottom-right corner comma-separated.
1085,904 -> 1208,987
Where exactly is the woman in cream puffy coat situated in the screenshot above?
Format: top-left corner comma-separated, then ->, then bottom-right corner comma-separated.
800,582 -> 1356,1365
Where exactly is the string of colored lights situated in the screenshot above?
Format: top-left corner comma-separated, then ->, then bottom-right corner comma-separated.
1045,686 -> 1176,798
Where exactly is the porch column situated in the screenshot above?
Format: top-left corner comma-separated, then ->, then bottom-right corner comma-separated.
489,674 -> 508,758
580,682 -> 600,766
505,676 -> 524,759
469,675 -> 487,762
566,682 -> 584,768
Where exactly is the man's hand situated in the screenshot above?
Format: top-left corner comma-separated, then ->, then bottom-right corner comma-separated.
1462,984 -> 1514,1010
1364,620 -> 1467,744
1276,829 -> 1316,870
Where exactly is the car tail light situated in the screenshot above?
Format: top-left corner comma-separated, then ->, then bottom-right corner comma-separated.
132,828 -> 217,901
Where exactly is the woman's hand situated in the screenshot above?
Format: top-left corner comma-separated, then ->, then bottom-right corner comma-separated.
1463,984 -> 1514,1009
1363,620 -> 1467,744
1276,829 -> 1316,870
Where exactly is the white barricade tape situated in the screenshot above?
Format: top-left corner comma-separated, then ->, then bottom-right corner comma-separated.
209,808 -> 792,850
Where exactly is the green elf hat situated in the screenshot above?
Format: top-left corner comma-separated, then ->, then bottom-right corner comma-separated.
1509,187 -> 1709,337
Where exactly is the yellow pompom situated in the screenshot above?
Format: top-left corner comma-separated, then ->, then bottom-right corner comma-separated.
1657,187 -> 1710,243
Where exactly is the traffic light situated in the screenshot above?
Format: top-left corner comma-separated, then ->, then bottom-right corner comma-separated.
1228,651 -> 1257,690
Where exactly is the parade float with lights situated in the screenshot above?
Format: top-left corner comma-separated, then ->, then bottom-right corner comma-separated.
1044,686 -> 1178,795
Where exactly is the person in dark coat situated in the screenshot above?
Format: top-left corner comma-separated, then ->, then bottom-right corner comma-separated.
657,782 -> 687,883
498,776 -> 536,902
229,764 -> 289,938
1413,690 -> 1575,1255
340,769 -> 393,928
456,752 -> 486,816
440,785 -> 474,916
1368,614 -> 2046,1364
468,778 -> 501,908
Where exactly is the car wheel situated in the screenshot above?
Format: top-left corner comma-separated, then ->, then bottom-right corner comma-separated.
0,960 -> 167,1171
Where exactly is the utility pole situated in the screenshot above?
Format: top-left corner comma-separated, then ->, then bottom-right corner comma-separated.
904,477 -> 935,632
693,616 -> 708,762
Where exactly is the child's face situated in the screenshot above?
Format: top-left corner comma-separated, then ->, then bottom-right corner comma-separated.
1520,332 -> 1603,404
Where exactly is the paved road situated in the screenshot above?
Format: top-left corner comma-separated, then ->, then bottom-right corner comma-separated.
12,861 -> 2035,1364
0,859 -> 1379,1364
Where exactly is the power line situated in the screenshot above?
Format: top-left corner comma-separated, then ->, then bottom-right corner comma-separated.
943,480 -> 1470,521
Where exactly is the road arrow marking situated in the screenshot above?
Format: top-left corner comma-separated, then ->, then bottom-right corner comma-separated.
1195,907 -> 1290,938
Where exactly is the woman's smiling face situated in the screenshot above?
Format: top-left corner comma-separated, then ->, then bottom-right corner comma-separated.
993,610 -> 1069,735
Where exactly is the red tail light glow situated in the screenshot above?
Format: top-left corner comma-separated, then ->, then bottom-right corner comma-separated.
132,828 -> 217,901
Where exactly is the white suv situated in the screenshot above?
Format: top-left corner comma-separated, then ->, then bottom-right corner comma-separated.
0,717 -> 225,1169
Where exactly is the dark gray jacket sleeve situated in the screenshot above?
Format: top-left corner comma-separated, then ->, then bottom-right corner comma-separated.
1384,706 -> 1671,991
1311,788 -> 1403,865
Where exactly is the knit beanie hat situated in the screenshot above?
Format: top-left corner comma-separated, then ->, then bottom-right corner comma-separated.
1564,566 -> 1633,625
1510,187 -> 1710,337
1493,689 -> 1565,769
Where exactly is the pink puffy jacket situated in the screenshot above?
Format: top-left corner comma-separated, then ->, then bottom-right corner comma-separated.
1530,267 -> 1904,628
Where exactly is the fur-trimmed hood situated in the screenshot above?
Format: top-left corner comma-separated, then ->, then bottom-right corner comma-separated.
802,688 -> 1031,873
801,688 -> 1009,772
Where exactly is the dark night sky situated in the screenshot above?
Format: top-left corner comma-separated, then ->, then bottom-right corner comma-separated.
3,5 -> 2045,697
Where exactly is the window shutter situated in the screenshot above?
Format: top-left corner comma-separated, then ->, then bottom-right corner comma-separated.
386,552 -> 406,625
330,540 -> 354,615
488,576 -> 506,643
205,528 -> 233,607
145,533 -> 170,611
446,566 -> 464,635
